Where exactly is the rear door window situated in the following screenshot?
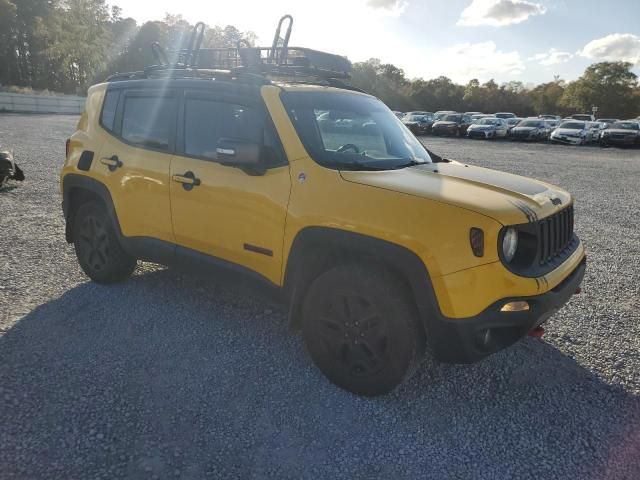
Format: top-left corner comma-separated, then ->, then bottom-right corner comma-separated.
121,94 -> 177,152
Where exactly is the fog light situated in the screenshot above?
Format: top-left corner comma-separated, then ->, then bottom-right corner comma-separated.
500,301 -> 530,312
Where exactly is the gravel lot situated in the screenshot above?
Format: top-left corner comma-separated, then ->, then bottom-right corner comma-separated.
1,114 -> 639,479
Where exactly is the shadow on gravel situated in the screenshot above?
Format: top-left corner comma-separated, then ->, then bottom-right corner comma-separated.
1,268 -> 639,479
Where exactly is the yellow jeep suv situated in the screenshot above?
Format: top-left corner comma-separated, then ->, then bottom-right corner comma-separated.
60,27 -> 585,396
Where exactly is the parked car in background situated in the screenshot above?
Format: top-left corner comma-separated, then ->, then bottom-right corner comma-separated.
402,113 -> 433,135
506,117 -> 522,135
495,112 -> 516,119
598,118 -> 618,126
599,121 -> 640,147
464,111 -> 483,117
510,118 -> 550,141
539,114 -> 560,120
588,121 -> 608,141
458,114 -> 473,136
470,114 -> 489,123
466,117 -> 509,139
571,113 -> 594,122
434,110 -> 457,121
550,120 -> 593,145
432,113 -> 464,136
545,119 -> 560,131
392,111 -> 405,119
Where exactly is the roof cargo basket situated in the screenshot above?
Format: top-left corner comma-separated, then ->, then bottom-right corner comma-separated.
109,15 -> 352,83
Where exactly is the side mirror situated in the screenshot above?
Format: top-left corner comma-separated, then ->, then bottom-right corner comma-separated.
216,138 -> 261,166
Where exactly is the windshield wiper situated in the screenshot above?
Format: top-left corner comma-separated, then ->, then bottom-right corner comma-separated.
391,159 -> 426,169
321,159 -> 391,171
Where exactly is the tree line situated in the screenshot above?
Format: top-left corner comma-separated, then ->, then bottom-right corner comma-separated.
1,0 -> 639,119
352,59 -> 640,119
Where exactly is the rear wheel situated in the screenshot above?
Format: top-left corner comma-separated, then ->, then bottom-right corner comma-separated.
73,202 -> 137,284
302,264 -> 425,396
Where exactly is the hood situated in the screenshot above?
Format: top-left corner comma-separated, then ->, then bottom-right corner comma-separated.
469,124 -> 495,130
512,126 -> 539,132
340,162 -> 571,225
604,129 -> 638,135
553,128 -> 584,136
433,121 -> 457,127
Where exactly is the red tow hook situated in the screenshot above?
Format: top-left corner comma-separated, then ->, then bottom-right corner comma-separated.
528,326 -> 545,338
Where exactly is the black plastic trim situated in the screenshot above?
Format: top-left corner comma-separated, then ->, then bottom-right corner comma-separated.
77,151 -> 94,171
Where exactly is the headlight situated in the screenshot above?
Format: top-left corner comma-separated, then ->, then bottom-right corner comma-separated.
502,228 -> 518,262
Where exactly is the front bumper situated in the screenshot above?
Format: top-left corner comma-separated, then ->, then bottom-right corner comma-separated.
467,130 -> 492,139
433,127 -> 458,136
601,135 -> 638,146
551,135 -> 584,145
428,257 -> 586,364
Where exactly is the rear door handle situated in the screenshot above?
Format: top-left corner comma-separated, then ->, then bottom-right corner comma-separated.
100,155 -> 122,171
172,171 -> 201,191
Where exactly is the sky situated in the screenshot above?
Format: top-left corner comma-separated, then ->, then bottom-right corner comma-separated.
118,0 -> 640,85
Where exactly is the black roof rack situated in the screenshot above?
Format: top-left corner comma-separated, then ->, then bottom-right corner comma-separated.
106,15 -> 353,85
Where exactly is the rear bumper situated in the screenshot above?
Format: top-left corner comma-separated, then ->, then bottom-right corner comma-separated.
428,257 -> 586,364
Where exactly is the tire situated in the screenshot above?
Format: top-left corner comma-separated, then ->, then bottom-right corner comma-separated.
301,264 -> 425,396
73,202 -> 137,284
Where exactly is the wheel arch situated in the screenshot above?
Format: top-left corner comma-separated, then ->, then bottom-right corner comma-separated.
283,226 -> 440,334
62,174 -> 122,243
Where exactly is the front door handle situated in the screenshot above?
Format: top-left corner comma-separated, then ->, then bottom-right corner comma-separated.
100,155 -> 122,171
172,171 -> 201,191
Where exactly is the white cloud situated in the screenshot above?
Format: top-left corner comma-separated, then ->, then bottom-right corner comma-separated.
458,0 -> 546,27
578,33 -> 640,65
530,48 -> 573,66
425,41 -> 525,82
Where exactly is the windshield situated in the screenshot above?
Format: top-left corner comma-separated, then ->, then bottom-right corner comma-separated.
282,91 -> 432,169
560,121 -> 585,129
405,115 -> 425,121
610,122 -> 639,130
477,118 -> 500,125
519,120 -> 544,127
442,114 -> 461,122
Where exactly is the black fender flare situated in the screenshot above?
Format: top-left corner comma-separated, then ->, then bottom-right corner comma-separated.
62,174 -> 123,242
283,226 -> 441,336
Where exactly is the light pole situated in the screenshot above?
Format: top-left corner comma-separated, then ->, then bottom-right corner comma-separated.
592,105 -> 598,120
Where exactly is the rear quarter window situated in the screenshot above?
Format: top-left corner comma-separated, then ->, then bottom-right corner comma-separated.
100,90 -> 119,132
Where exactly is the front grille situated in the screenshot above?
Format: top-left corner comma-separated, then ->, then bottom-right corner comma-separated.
537,205 -> 574,265
469,130 -> 486,138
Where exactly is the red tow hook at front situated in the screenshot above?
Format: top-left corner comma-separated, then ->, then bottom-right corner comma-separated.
528,326 -> 545,338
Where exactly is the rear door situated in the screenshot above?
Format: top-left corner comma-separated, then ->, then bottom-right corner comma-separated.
169,89 -> 291,285
97,88 -> 177,244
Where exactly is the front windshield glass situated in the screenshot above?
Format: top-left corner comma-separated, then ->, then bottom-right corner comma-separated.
442,114 -> 461,122
477,118 -> 500,125
405,115 -> 425,121
560,121 -> 585,129
610,122 -> 639,130
519,120 -> 544,127
282,91 -> 432,169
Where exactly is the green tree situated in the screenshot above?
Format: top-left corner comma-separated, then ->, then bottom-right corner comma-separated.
561,62 -> 639,118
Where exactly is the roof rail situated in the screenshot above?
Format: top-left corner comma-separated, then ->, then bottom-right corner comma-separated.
105,15 -> 353,85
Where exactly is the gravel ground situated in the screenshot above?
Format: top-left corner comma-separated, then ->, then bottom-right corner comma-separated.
1,114 -> 639,479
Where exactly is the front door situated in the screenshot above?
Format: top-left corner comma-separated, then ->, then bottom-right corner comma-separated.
169,90 -> 291,285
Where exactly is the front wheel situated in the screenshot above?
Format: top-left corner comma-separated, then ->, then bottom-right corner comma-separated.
302,264 -> 425,396
73,202 -> 137,284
